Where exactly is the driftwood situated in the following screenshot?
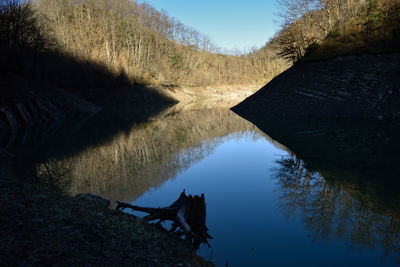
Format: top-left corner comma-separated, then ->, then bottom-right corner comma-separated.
116,190 -> 212,248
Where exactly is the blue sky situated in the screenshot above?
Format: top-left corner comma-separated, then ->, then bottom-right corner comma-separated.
139,0 -> 279,52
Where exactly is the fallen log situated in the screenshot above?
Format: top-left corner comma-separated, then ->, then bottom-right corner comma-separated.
116,190 -> 212,248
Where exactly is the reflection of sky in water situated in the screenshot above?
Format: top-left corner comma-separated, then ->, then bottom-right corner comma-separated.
131,131 -> 397,266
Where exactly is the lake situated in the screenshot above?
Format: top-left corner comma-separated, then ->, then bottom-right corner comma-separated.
22,104 -> 400,266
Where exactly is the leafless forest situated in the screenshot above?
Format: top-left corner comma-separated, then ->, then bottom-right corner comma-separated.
274,0 -> 400,61
32,0 -> 286,86
2,0 -> 398,94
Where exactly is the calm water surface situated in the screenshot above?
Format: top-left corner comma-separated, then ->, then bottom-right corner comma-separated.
29,106 -> 399,266
132,131 -> 398,266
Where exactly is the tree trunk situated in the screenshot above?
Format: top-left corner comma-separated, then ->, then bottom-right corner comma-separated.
116,190 -> 212,248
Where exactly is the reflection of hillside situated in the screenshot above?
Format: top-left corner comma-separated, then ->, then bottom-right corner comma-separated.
274,155 -> 400,264
234,113 -> 400,263
39,109 -> 260,202
234,116 -> 400,214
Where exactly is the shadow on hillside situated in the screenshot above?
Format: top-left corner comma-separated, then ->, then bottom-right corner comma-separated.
0,44 -> 177,152
0,1 -> 170,105
0,46 -> 175,107
0,2 -> 176,173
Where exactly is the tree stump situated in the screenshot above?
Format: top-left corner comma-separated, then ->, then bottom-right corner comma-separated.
116,190 -> 212,248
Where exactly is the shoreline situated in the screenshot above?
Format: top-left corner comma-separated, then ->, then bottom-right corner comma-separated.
0,85 -> 223,266
0,154 -> 213,266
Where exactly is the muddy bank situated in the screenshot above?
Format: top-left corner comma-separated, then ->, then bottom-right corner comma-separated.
233,53 -> 400,120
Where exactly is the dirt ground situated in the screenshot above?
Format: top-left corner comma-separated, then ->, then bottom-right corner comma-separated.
0,154 -> 213,266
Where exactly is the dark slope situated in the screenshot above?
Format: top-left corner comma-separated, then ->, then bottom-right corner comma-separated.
232,53 -> 400,120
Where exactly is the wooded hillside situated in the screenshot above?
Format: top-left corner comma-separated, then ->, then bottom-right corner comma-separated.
272,0 -> 400,62
0,0 -> 289,103
32,0 -> 286,87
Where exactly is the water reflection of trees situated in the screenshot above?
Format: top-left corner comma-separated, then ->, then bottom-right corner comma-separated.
274,155 -> 400,264
37,109 -> 260,202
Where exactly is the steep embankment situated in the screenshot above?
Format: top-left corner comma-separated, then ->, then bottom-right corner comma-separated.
232,53 -> 400,120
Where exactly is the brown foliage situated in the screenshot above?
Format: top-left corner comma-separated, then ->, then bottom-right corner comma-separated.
33,0 -> 284,86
